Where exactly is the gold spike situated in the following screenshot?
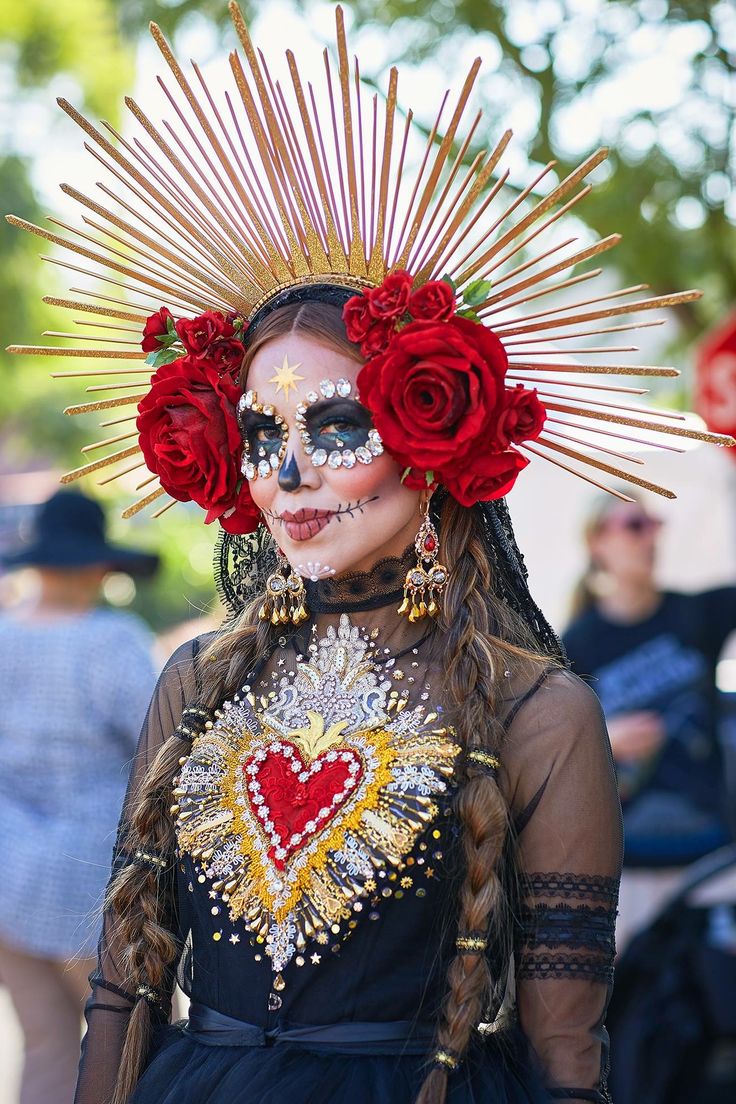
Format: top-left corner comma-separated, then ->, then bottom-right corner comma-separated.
481,235 -> 622,307
121,485 -> 166,518
534,391 -> 684,421
533,436 -> 676,498
98,459 -> 147,485
456,147 -> 609,285
496,290 -> 703,338
286,48 -> 350,269
7,343 -> 144,360
51,369 -> 148,378
43,295 -> 147,324
61,445 -> 141,483
506,374 -> 648,396
367,66 -> 398,282
482,268 -> 604,319
334,6 -> 367,276
81,429 -> 138,453
65,394 -> 144,416
43,331 -> 139,345
396,57 -> 482,269
60,184 -> 242,306
136,472 -> 159,491
418,131 -> 513,282
542,402 -> 734,445
508,361 -> 678,378
481,184 -> 594,280
99,413 -> 138,427
542,427 -> 645,465
545,415 -> 686,453
519,441 -> 637,500
151,497 -> 177,519
502,317 -> 664,345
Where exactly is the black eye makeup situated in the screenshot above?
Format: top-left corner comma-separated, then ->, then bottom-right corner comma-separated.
295,378 -> 384,469
237,390 -> 288,479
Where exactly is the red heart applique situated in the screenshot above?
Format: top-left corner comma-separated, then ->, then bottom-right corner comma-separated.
244,742 -> 363,869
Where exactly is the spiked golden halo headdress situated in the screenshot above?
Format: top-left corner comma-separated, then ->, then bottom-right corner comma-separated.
6,1 -> 733,521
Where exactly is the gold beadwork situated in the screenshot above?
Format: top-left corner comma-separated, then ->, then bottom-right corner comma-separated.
456,934 -> 488,953
467,749 -> 501,772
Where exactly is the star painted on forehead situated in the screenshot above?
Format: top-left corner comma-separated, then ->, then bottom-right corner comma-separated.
268,355 -> 305,400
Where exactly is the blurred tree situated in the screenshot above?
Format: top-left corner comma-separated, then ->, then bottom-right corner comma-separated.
343,0 -> 736,338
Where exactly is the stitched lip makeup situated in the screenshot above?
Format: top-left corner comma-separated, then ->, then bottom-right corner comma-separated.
279,508 -> 336,541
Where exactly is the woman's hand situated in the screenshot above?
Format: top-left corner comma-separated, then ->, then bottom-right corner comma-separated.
607,711 -> 665,763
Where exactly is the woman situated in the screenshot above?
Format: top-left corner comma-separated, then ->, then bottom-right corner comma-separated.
563,495 -> 735,949
0,489 -> 158,1104
12,9 -> 726,1104
72,296 -> 621,1104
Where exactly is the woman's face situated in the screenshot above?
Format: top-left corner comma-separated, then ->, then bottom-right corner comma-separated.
588,502 -> 662,585
242,332 -> 422,579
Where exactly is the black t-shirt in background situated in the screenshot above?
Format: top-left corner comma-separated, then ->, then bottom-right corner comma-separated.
563,588 -> 736,866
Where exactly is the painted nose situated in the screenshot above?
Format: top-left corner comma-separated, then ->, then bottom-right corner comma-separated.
278,451 -> 302,492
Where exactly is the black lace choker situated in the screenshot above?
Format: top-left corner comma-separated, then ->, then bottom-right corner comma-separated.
305,545 -> 414,613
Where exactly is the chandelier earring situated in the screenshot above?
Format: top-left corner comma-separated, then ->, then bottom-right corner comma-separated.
258,552 -> 309,626
398,499 -> 448,622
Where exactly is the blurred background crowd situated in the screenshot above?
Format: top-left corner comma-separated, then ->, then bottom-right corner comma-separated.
2,1 -> 736,1102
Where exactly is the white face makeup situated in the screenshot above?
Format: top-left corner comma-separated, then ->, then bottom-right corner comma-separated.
241,332 -> 422,578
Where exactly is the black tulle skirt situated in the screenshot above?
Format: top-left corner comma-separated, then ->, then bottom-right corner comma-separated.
130,1016 -> 552,1104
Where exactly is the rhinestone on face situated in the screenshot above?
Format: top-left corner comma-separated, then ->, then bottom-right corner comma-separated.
257,459 -> 271,477
244,390 -> 255,406
319,379 -> 336,398
355,446 -> 372,464
336,378 -> 351,397
269,453 -> 280,469
306,390 -> 319,403
367,438 -> 383,456
341,450 -> 356,468
312,449 -> 327,467
327,450 -> 342,468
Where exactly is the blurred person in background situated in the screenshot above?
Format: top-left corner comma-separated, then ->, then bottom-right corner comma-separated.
0,489 -> 159,1104
563,493 -> 735,950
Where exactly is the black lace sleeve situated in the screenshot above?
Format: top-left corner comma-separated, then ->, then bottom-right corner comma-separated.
74,638 -> 205,1104
502,670 -> 622,1104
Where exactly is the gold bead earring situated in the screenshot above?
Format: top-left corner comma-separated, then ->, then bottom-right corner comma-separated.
398,497 -> 448,622
258,554 -> 309,625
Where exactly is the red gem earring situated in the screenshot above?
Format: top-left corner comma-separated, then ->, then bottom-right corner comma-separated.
398,499 -> 448,621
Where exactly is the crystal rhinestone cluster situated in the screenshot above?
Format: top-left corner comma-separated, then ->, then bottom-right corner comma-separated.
295,378 -> 384,470
238,389 -> 288,479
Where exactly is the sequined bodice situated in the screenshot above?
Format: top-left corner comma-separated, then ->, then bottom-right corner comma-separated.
174,608 -> 459,1012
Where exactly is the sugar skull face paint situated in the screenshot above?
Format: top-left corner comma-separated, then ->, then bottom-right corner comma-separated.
242,332 -> 422,577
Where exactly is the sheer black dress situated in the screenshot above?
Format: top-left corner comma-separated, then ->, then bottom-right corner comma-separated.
75,553 -> 622,1104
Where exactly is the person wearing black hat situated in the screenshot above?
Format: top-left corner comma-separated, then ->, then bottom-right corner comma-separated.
0,490 -> 159,1104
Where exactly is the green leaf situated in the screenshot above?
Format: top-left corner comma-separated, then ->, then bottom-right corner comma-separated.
456,307 -> 481,322
424,470 -> 435,486
440,273 -> 457,292
400,467 -> 412,485
145,347 -> 182,369
165,315 -> 178,338
463,277 -> 493,306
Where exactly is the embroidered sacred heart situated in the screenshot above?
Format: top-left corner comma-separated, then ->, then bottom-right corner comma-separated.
244,741 -> 363,869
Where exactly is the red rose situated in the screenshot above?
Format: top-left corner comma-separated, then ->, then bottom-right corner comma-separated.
367,270 -> 413,319
175,310 -> 235,355
216,481 -> 261,535
407,280 -> 456,322
442,448 -> 529,506
357,316 -> 509,474
343,293 -> 373,342
136,354 -> 243,522
209,338 -> 246,376
141,307 -> 173,353
493,385 -> 547,448
361,318 -> 396,358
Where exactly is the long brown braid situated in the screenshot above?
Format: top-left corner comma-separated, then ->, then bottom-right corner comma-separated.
415,497 -> 549,1104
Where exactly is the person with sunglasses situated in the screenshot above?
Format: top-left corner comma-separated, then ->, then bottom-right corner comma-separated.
563,493 -> 735,950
